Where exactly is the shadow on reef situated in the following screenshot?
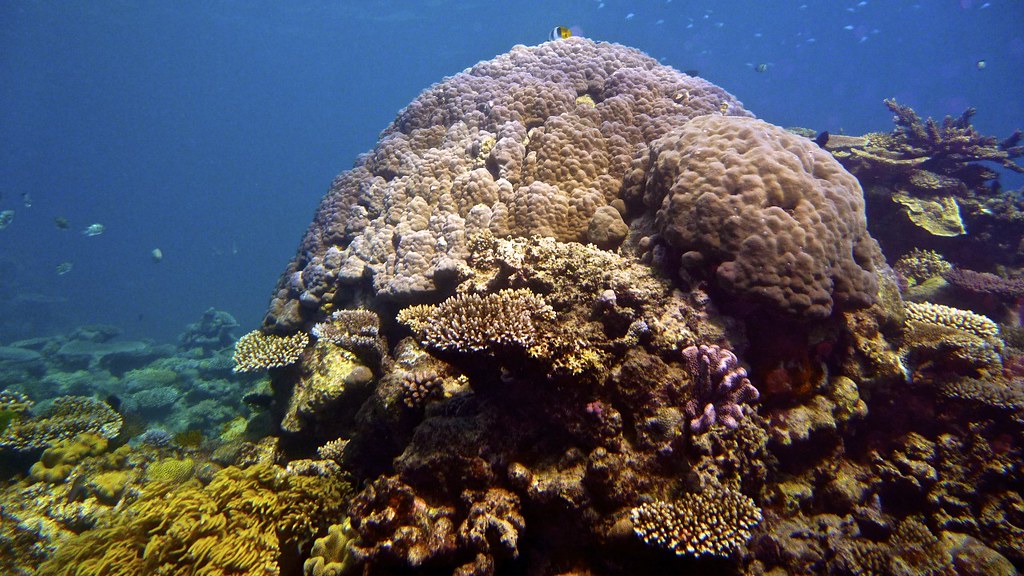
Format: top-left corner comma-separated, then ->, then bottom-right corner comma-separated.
4,38 -> 1024,576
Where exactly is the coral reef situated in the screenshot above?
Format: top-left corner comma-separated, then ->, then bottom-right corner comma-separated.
825,99 -> 1024,269
398,288 -> 555,354
33,462 -> 350,575
262,37 -> 752,330
893,248 -> 952,288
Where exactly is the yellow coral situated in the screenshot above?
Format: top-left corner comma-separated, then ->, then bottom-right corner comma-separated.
36,462 -> 351,576
29,433 -> 109,484
893,248 -> 952,287
893,192 -> 966,237
233,330 -> 309,373
89,470 -> 132,504
145,457 -> 195,484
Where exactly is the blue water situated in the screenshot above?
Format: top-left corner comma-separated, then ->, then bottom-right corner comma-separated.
2,0 -> 1022,343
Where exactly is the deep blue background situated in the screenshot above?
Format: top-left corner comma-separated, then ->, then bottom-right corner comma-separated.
2,0 -> 1022,343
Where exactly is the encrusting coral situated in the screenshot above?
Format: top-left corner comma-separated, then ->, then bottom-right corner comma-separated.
232,329 -> 309,373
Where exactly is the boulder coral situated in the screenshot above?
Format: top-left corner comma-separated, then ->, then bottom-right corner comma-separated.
262,38 -> 754,330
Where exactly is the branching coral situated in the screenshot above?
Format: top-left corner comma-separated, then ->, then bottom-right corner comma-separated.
682,344 -> 759,434
311,308 -> 386,365
397,288 -> 554,354
884,98 -> 1023,179
629,485 -> 763,557
232,330 -> 309,373
893,248 -> 952,287
0,396 -> 122,451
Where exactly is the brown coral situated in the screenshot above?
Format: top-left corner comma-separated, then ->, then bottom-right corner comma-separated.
633,114 -> 883,319
263,38 -> 751,330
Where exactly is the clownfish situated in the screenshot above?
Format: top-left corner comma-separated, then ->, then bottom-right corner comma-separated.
549,26 -> 572,41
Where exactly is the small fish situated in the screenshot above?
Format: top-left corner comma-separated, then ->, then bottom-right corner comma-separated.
83,223 -> 105,236
151,248 -> 163,263
56,261 -> 73,275
976,59 -> 987,70
549,26 -> 572,41
683,69 -> 700,77
813,131 -> 831,149
54,217 -> 70,230
0,210 -> 13,230
843,24 -> 854,30
625,12 -> 635,20
755,63 -> 768,73
21,192 -> 31,208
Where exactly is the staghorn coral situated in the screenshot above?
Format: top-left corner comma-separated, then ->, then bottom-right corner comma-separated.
681,344 -> 759,434
263,37 -> 752,330
0,396 -> 122,451
883,98 -> 1023,181
232,329 -> 309,373
629,485 -> 763,557
893,248 -> 952,287
630,114 -> 883,319
35,462 -> 350,576
398,288 -> 554,354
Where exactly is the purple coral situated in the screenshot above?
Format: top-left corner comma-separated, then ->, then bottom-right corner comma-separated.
943,267 -> 1024,300
682,344 -> 759,434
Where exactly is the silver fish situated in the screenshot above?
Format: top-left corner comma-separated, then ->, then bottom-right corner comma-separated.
0,210 -> 13,230
83,223 -> 105,236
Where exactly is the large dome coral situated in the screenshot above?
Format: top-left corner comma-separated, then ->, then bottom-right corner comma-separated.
633,115 -> 883,319
263,38 -> 753,330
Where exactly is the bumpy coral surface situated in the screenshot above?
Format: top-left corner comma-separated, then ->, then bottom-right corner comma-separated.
631,115 -> 883,319
235,39 -> 1024,576
263,38 -> 753,330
